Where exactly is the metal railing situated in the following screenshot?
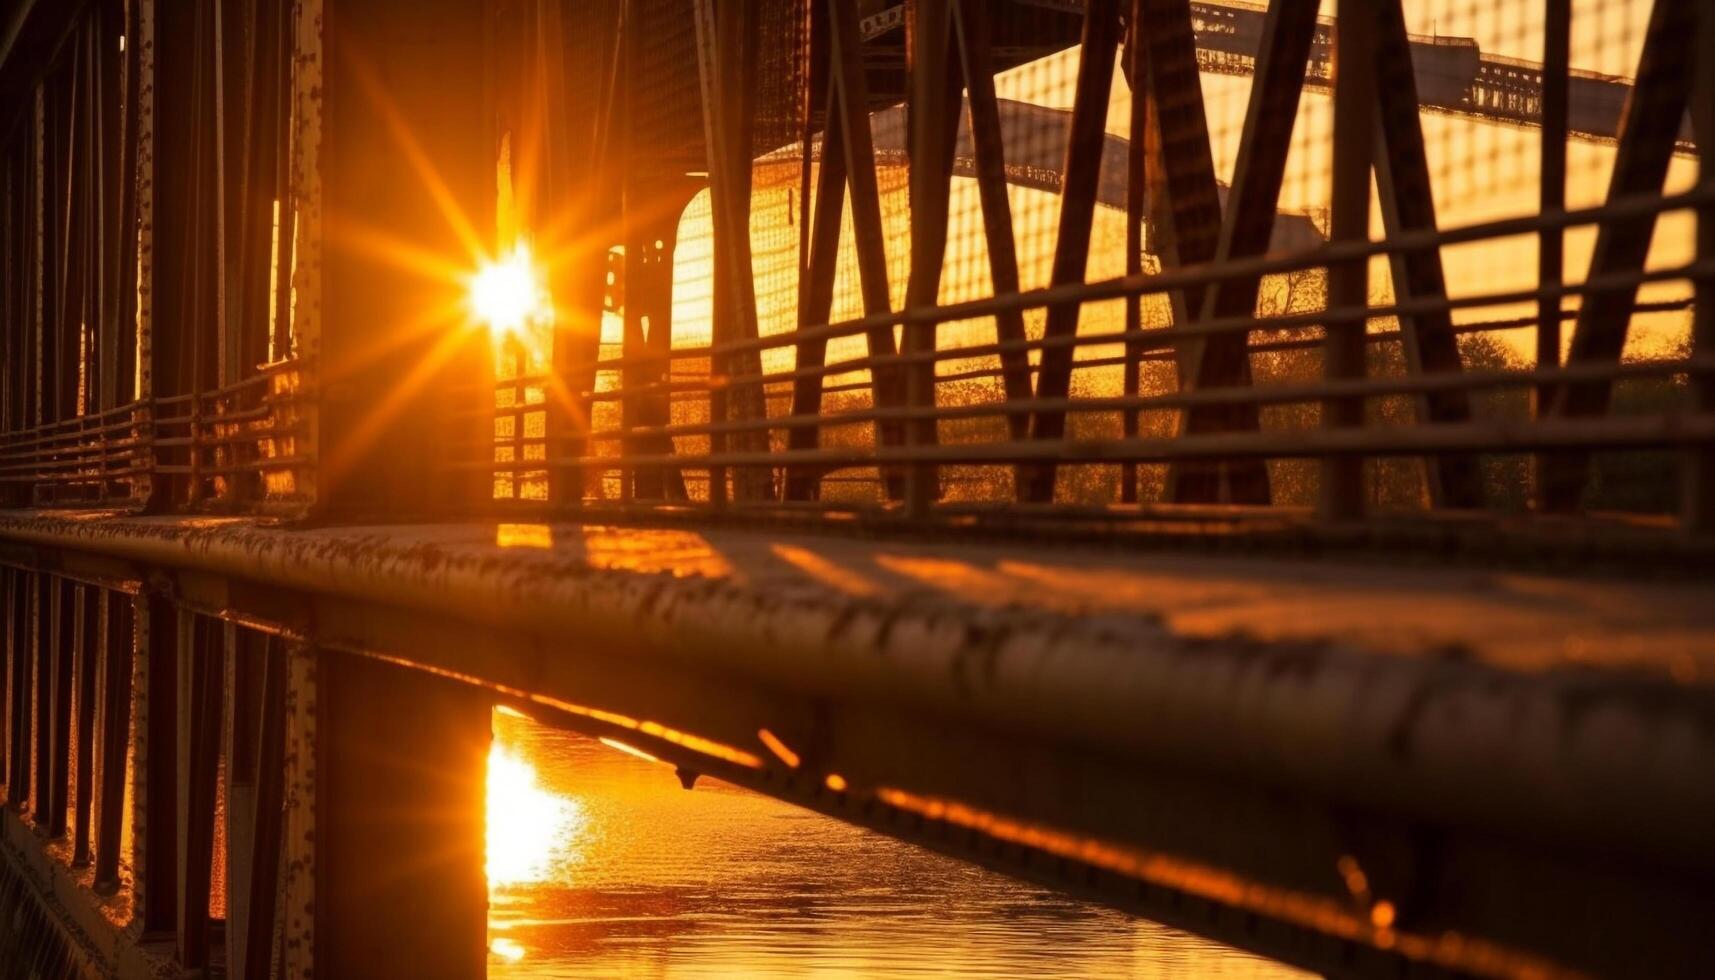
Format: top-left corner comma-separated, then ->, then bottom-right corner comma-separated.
0,360 -> 312,511
446,182 -> 1714,527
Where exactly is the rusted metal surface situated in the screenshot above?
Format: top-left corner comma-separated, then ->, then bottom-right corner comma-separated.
133,588 -> 176,937
91,588 -> 131,895
0,511 -> 1713,977
1,512 -> 1711,845
173,612 -> 220,968
279,637 -> 315,980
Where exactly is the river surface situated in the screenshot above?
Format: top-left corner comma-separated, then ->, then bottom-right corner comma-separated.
485,709 -> 1305,979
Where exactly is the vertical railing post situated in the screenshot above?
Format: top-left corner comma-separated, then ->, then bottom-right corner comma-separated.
1686,0 -> 1715,533
281,645 -> 489,976
175,611 -> 222,968
31,573 -> 53,826
5,570 -> 29,809
235,633 -> 286,980
136,0 -> 164,512
44,578 -> 75,837
0,567 -> 9,796
223,622 -> 264,976
314,0 -> 487,516
903,0 -> 957,518
1120,4 -> 1146,505
134,586 -> 178,936
0,567 -> 13,797
1320,0 -> 1374,522
187,390 -> 203,506
279,638 -> 317,979
92,587 -> 133,894
72,583 -> 99,864
1535,0 -> 1570,507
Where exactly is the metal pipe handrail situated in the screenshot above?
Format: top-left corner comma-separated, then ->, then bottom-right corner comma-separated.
585,183 -> 1715,372
577,259 -> 1708,403
571,357 -> 1714,445
455,412 -> 1715,474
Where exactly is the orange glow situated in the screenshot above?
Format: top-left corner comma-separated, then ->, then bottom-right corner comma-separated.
495,523 -> 554,549
769,543 -> 881,597
598,736 -> 661,764
488,937 -> 526,963
824,773 -> 849,792
526,691 -> 765,769
757,728 -> 801,768
1371,901 -> 1397,930
872,787 -> 1559,979
470,243 -> 549,339
873,554 -> 1015,601
486,742 -> 584,886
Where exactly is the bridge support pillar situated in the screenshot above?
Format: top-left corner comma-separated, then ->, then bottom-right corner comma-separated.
288,648 -> 491,979
311,0 -> 494,517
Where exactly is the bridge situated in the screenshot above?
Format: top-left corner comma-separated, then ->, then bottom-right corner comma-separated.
0,0 -> 1711,978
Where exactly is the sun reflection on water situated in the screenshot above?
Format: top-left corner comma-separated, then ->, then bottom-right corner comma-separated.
488,936 -> 527,963
486,740 -> 585,887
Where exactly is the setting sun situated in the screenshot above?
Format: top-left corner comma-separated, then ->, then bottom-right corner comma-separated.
469,243 -> 548,339
486,741 -> 584,886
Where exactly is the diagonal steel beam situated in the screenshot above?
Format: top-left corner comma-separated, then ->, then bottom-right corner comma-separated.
785,83 -> 847,502
1165,0 -> 1320,506
785,0 -> 907,502
1541,0 -> 1695,511
952,0 -> 1032,446
1369,0 -> 1481,510
1021,0 -> 1123,503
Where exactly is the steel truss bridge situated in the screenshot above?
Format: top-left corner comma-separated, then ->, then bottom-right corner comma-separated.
0,0 -> 1711,978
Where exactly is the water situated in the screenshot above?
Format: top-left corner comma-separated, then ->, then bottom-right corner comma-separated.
487,709 -> 1306,979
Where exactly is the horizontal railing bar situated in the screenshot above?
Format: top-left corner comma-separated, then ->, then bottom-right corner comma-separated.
0,467 -> 149,482
579,357 -> 1713,444
0,454 -> 146,476
587,183 -> 1715,372
155,456 -> 312,475
580,260 -> 1706,403
456,414 -> 1715,474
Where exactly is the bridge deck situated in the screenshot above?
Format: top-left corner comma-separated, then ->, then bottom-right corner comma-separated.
3,510 -> 1714,977
4,509 -> 1710,834
7,509 -> 1710,675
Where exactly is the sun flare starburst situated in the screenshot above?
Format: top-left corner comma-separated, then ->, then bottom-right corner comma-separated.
470,244 -> 549,339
